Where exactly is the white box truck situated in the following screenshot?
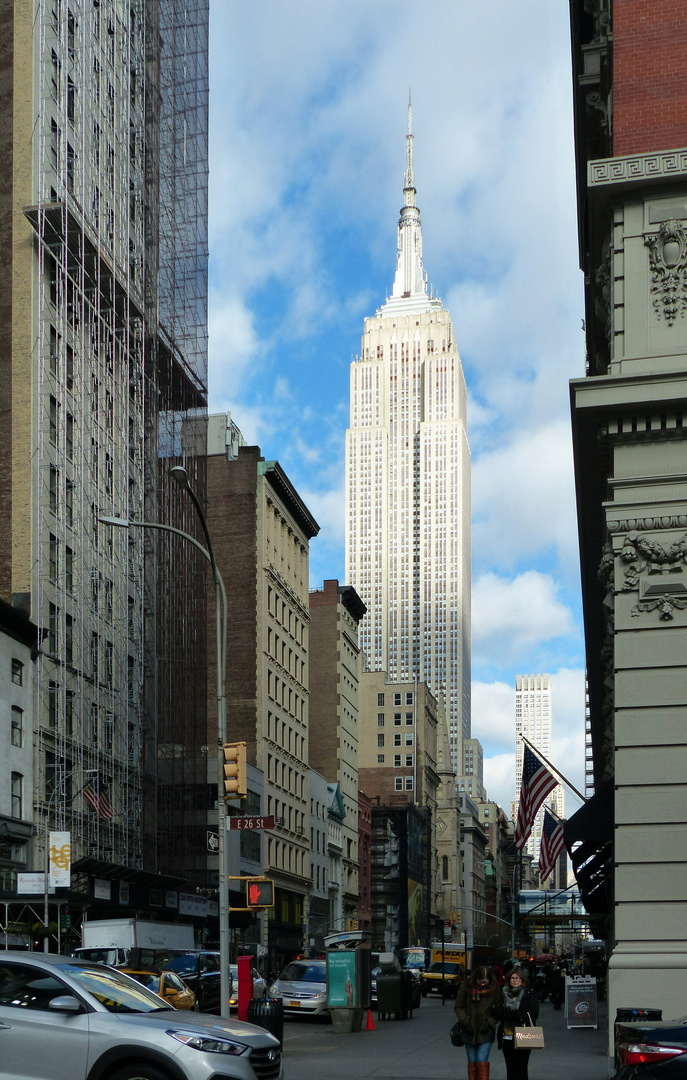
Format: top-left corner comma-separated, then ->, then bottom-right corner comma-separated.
73,918 -> 196,968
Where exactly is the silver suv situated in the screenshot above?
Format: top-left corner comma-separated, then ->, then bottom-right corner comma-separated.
0,952 -> 281,1080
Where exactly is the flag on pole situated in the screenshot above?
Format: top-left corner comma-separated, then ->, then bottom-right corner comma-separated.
83,777 -> 114,819
538,810 -> 566,882
514,744 -> 557,850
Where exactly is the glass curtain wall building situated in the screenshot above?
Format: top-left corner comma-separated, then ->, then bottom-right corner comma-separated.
0,0 -> 208,889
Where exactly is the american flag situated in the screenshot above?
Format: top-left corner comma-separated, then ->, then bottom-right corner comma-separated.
514,744 -> 557,850
538,810 -> 566,883
83,778 -> 114,819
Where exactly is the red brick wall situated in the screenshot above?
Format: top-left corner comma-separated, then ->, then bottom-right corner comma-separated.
614,0 -> 687,155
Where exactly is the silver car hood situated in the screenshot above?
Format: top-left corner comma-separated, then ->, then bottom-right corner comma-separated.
105,1010 -> 279,1044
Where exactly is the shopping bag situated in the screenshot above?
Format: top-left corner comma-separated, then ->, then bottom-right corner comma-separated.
450,1022 -> 464,1047
514,1025 -> 545,1049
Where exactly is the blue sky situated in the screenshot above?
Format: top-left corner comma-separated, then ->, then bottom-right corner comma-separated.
207,1 -> 588,814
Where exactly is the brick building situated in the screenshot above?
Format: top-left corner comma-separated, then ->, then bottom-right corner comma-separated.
309,579 -> 366,930
206,435 -> 319,968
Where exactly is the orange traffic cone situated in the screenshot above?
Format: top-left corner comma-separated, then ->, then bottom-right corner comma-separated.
366,1008 -> 376,1031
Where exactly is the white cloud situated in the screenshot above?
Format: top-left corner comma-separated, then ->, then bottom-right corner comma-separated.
472,424 -> 578,575
472,571 -> 575,667
483,753 -> 517,818
472,680 -> 516,752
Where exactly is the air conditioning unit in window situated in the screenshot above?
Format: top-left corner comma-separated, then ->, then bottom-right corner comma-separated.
275,816 -> 285,826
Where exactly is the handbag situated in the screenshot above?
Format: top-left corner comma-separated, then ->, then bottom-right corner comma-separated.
514,1011 -> 544,1049
514,1013 -> 544,1049
450,1021 -> 464,1047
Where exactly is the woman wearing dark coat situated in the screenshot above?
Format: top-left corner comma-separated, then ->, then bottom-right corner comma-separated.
497,966 -> 540,1080
454,966 -> 503,1080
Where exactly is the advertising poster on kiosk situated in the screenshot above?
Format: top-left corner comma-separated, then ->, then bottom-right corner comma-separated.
566,976 -> 598,1028
327,951 -> 357,1007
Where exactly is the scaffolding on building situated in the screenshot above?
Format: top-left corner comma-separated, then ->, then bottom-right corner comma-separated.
22,0 -> 209,909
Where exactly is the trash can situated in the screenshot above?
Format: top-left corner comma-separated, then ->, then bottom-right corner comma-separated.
376,954 -> 413,1020
376,971 -> 404,1019
615,1007 -> 663,1023
247,997 -> 284,1046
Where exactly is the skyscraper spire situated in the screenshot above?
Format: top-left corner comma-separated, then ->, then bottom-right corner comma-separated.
405,89 -> 414,191
383,96 -> 441,315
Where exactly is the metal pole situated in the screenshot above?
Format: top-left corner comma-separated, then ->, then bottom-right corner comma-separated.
169,469 -> 231,1020
100,507 -> 230,1016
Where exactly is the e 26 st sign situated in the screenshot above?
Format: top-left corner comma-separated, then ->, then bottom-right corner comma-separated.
227,816 -> 275,831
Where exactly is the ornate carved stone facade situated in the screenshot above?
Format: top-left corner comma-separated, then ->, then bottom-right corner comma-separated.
570,0 -> 687,1058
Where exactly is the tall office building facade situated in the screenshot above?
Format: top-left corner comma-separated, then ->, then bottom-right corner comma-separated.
513,675 -> 564,862
345,106 -> 471,762
0,0 -> 208,889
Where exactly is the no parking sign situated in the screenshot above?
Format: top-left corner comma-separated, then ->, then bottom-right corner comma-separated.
566,976 -> 598,1029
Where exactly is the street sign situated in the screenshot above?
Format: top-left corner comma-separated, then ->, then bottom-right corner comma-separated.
227,816 -> 275,831
207,832 -> 219,852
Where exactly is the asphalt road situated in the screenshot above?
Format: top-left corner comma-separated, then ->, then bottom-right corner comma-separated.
281,995 -> 610,1080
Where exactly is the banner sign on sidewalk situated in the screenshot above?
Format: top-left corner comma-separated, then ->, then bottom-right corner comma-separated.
566,976 -> 598,1029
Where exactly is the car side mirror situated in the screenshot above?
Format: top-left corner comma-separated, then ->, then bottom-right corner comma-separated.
48,995 -> 82,1013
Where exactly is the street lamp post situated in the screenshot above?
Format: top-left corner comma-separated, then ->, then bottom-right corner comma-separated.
100,483 -> 231,1018
169,466 -> 230,1019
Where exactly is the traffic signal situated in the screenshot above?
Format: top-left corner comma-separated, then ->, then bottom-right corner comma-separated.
246,878 -> 274,908
223,741 -> 247,799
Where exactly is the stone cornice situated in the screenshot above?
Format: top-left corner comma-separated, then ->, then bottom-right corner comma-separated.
588,149 -> 687,189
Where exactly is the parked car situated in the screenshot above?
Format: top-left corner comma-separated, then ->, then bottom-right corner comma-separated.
269,959 -> 329,1017
616,1017 -> 687,1078
154,950 -> 224,1014
0,951 -> 281,1080
121,966 -> 197,1010
420,960 -> 463,998
229,964 -> 267,1009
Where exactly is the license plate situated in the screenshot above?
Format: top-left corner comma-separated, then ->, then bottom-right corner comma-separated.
289,1000 -> 301,1007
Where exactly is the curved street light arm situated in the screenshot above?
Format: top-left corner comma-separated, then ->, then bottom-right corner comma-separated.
99,511 -> 230,1016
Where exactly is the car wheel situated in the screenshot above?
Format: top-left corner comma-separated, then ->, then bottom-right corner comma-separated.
109,1066 -> 171,1080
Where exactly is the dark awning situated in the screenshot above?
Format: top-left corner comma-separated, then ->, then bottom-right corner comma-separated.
71,857 -> 185,892
563,781 -> 613,922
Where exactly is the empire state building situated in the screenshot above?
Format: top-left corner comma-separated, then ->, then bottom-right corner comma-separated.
345,104 -> 471,758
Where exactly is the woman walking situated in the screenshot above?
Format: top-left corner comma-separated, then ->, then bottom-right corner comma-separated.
497,966 -> 540,1080
454,965 -> 503,1080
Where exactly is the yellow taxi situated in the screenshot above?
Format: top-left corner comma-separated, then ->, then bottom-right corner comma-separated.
420,960 -> 464,999
120,968 -> 197,1010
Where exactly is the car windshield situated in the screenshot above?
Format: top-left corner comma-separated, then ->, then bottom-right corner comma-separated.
279,963 -> 325,983
156,954 -> 197,977
63,965 -> 170,1013
428,962 -> 459,974
402,950 -> 426,967
126,971 -> 159,990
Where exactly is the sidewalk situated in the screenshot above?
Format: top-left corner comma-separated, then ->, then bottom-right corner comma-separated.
282,996 -> 610,1080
